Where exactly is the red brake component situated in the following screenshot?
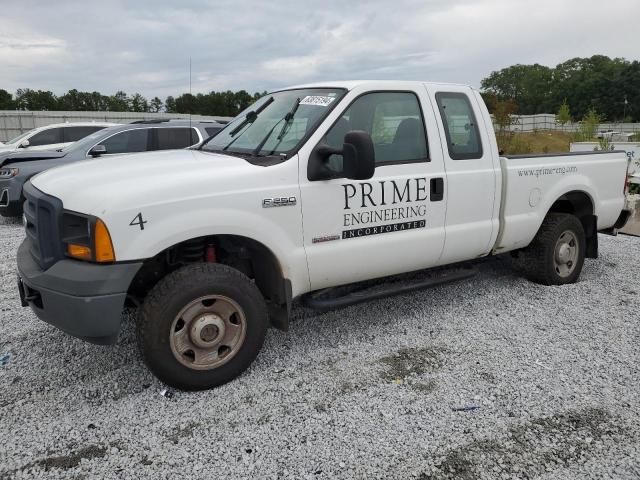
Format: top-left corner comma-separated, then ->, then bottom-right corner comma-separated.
205,244 -> 217,263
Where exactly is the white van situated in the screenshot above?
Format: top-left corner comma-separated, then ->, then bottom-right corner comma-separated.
0,122 -> 117,152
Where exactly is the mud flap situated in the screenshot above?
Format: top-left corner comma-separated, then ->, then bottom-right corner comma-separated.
582,215 -> 598,259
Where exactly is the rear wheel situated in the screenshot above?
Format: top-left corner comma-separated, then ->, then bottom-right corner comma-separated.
521,213 -> 586,285
137,263 -> 268,390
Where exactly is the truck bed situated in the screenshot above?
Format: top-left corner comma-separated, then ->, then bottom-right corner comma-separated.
494,150 -> 629,253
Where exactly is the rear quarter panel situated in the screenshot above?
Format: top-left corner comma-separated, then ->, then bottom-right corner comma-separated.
495,151 -> 627,253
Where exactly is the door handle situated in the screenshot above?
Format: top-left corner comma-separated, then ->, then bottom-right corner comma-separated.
430,178 -> 444,201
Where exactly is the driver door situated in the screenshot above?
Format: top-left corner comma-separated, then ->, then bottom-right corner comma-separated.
298,88 -> 447,290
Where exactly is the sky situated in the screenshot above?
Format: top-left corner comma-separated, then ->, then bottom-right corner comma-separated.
1,0 -> 639,100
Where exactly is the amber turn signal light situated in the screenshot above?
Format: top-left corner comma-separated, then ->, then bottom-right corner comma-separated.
94,218 -> 115,263
67,243 -> 92,261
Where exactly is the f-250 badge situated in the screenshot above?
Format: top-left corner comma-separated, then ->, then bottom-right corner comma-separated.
262,196 -> 297,208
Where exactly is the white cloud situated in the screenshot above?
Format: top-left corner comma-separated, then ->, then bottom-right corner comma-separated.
0,0 -> 638,98
0,22 -> 67,66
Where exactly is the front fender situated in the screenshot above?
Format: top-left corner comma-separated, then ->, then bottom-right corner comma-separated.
105,204 -> 311,297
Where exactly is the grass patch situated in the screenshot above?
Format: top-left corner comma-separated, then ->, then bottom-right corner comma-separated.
498,130 -> 573,155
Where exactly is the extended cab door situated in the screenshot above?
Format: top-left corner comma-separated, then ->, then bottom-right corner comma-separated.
298,86 -> 447,290
425,85 -> 500,264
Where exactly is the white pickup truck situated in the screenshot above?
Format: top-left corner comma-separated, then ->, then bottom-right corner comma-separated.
16,81 -> 631,390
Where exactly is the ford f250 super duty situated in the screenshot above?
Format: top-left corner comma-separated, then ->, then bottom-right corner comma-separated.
16,81 -> 631,390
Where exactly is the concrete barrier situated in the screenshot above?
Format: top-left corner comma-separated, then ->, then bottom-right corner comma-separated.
620,194 -> 640,237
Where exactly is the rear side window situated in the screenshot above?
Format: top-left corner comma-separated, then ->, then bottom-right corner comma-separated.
205,126 -> 222,138
63,126 -> 105,142
28,127 -> 64,146
435,92 -> 483,160
156,127 -> 199,150
100,129 -> 149,154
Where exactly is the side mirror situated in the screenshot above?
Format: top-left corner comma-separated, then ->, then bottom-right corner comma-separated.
89,144 -> 107,157
308,130 -> 375,181
19,139 -> 30,148
341,131 -> 375,180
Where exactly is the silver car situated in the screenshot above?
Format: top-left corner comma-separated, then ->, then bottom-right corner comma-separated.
0,119 -> 225,216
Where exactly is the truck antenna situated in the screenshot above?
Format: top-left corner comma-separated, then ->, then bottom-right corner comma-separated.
189,57 -> 192,130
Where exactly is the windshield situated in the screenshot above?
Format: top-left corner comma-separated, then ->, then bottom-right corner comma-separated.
202,88 -> 346,157
6,131 -> 32,145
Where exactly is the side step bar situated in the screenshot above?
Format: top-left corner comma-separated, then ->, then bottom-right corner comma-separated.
301,266 -> 477,311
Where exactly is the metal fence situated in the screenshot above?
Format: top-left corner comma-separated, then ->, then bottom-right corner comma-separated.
0,110 -> 234,142
4,110 -> 639,143
495,113 -> 640,135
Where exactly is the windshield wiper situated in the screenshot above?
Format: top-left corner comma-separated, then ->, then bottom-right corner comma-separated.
229,96 -> 274,137
223,122 -> 252,151
198,96 -> 274,150
252,97 -> 301,157
276,97 -> 301,140
251,118 -> 286,156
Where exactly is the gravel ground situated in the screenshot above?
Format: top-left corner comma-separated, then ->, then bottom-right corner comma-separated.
1,215 -> 639,480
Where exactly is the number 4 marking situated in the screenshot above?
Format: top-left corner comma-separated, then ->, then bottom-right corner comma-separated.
130,212 -> 147,230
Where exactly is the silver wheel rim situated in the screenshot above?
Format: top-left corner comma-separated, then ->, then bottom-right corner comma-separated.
553,230 -> 579,278
169,295 -> 247,370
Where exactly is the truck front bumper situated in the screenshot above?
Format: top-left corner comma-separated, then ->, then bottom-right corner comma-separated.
17,238 -> 143,345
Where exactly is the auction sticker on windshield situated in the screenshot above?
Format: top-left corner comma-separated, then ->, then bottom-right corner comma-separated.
300,96 -> 335,107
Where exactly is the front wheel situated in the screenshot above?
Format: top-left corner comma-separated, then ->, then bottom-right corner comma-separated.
137,263 -> 268,390
521,213 -> 586,285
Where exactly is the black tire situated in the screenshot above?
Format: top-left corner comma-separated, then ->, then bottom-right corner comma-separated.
521,213 -> 586,285
137,263 -> 268,390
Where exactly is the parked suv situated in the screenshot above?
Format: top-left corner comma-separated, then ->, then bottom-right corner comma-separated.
0,119 -> 224,216
0,122 -> 116,153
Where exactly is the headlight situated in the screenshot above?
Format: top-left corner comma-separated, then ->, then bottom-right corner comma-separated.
62,211 -> 115,263
0,167 -> 19,178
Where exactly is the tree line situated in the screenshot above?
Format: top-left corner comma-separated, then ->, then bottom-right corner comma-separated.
481,55 -> 640,122
0,88 -> 267,117
2,54 -> 637,121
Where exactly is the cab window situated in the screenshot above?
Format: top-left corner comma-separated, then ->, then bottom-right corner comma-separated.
435,92 -> 483,160
322,91 -> 428,169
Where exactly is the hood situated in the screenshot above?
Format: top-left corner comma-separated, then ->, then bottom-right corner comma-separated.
0,149 -> 67,167
0,144 -> 16,153
30,149 -> 258,214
